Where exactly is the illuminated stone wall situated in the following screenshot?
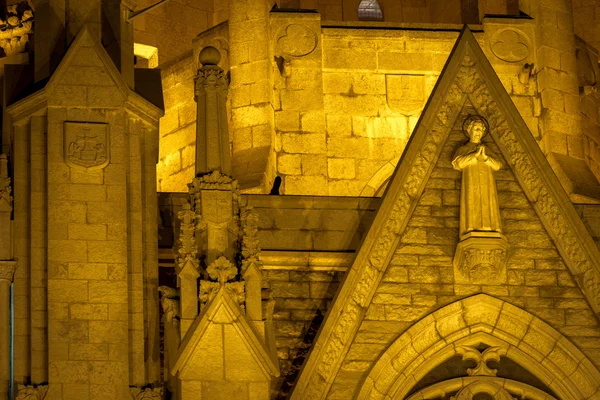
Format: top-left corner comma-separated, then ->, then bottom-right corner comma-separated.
157,54 -> 197,192
133,0 -> 212,66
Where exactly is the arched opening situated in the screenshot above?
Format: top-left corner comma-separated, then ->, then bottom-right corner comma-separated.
358,294 -> 600,400
358,0 -> 383,21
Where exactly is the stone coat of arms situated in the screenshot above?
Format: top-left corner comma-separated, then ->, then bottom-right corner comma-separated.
64,122 -> 109,169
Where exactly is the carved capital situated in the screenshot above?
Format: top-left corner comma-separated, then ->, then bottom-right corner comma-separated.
0,260 -> 17,281
188,170 -> 239,193
195,65 -> 228,97
0,2 -> 33,57
16,384 -> 48,400
453,233 -> 510,285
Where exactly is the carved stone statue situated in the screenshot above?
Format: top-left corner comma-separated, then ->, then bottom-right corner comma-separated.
452,116 -> 503,236
452,116 -> 509,285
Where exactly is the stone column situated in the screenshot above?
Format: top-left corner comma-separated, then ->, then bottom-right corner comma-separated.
195,46 -> 231,176
0,153 -> 15,399
0,261 -> 16,399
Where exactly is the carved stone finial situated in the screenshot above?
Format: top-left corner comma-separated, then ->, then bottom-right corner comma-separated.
16,384 -> 48,400
206,256 -> 237,284
199,46 -> 221,66
200,256 -> 245,308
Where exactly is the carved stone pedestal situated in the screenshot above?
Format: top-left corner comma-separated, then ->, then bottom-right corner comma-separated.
453,232 -> 510,285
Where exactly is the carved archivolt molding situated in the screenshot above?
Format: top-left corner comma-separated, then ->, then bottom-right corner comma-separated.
359,295 -> 600,399
291,29 -> 600,400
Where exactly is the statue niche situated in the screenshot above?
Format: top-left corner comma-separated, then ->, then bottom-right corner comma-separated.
452,116 -> 510,285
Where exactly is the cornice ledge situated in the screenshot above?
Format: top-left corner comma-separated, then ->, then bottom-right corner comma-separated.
5,88 -> 48,123
126,90 -> 165,123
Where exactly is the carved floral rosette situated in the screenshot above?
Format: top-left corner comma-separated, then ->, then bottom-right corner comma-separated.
16,384 -> 48,400
199,256 -> 245,309
130,386 -> 163,400
453,233 -> 510,285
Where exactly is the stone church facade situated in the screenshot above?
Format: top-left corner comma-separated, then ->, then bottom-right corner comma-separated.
0,0 -> 600,399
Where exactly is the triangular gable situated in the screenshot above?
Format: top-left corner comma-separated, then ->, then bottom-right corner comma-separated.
47,26 -> 128,98
6,25 -> 163,122
290,26 -> 600,399
172,286 -> 280,380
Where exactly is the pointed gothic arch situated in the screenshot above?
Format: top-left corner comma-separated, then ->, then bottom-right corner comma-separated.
358,294 -> 600,400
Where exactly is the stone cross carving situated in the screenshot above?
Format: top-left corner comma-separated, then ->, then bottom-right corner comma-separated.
452,116 -> 503,236
452,116 -> 510,285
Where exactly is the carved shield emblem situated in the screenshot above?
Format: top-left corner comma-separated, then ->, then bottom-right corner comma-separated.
64,122 -> 109,170
386,74 -> 426,114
